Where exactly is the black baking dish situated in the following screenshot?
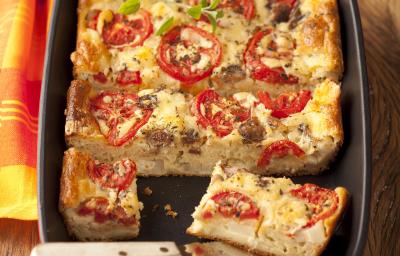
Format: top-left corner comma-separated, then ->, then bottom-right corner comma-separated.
38,0 -> 371,255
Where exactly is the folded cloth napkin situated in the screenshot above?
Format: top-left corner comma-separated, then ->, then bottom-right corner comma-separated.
0,0 -> 52,220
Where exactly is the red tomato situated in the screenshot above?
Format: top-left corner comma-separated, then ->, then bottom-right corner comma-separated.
87,159 -> 136,191
193,89 -> 250,137
157,25 -> 222,85
93,72 -> 108,84
205,191 -> 260,220
257,140 -> 305,167
244,29 -> 298,84
77,197 -> 137,226
219,0 -> 255,20
116,70 -> 142,86
194,246 -> 204,255
86,9 -> 101,30
77,197 -> 110,223
290,184 -> 339,228
101,10 -> 153,48
90,92 -> 153,146
113,205 -> 137,225
258,90 -> 311,118
276,0 -> 297,7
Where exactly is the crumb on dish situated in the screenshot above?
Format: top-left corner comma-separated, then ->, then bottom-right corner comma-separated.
164,204 -> 178,218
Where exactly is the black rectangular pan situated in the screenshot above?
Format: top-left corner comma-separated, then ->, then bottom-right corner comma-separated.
38,0 -> 371,255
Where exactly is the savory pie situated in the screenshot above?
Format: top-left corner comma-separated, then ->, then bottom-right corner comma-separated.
65,79 -> 342,176
187,161 -> 348,256
71,0 -> 342,95
59,148 -> 143,241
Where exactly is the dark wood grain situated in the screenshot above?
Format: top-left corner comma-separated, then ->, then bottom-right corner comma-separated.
359,0 -> 400,255
0,0 -> 399,255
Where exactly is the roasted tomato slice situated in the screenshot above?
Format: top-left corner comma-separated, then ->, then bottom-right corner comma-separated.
157,25 -> 222,85
276,0 -> 297,5
88,159 -> 136,191
116,70 -> 142,86
113,205 -> 137,225
77,197 -> 137,225
290,184 -> 339,228
203,191 -> 260,220
90,92 -> 153,146
244,28 -> 298,84
93,72 -> 108,84
193,89 -> 250,137
257,140 -> 305,167
77,197 -> 110,223
258,90 -> 311,118
86,9 -> 101,30
101,10 -> 153,48
219,0 -> 255,20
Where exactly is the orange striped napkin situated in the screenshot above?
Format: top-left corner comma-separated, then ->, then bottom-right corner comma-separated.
0,0 -> 53,220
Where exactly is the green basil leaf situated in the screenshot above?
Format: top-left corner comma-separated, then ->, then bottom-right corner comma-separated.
206,13 -> 217,33
118,0 -> 140,15
187,5 -> 202,20
201,0 -> 208,8
208,0 -> 220,10
156,17 -> 174,36
216,10 -> 224,18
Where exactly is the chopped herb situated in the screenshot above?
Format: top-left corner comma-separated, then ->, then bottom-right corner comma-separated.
207,0 -> 221,10
156,17 -> 174,36
187,0 -> 223,33
118,0 -> 140,15
187,5 -> 202,19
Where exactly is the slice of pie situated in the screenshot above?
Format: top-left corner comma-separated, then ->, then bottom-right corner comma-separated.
59,148 -> 143,241
65,79 -> 342,176
187,161 -> 348,256
72,0 -> 342,95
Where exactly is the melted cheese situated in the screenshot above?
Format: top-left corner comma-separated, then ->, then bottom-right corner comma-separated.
74,0 -> 341,92
188,162 -> 338,256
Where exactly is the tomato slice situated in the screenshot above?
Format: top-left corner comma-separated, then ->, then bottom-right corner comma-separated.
157,25 -> 222,85
93,72 -> 108,84
275,0 -> 297,7
77,197 -> 137,225
113,205 -> 137,225
244,29 -> 298,84
101,10 -> 153,48
90,92 -> 153,146
219,0 -> 255,20
86,9 -> 101,30
116,70 -> 142,86
258,90 -> 311,118
203,191 -> 260,220
87,159 -> 136,191
77,197 -> 110,223
193,89 -> 250,137
290,184 -> 339,228
257,140 -> 305,167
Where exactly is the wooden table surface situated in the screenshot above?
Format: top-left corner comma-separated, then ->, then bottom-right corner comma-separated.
1,0 -> 399,255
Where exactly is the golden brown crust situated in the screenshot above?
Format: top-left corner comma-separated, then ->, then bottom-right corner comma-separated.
306,79 -> 343,144
297,0 -> 344,80
65,80 -> 100,139
59,148 -> 92,210
315,187 -> 349,256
